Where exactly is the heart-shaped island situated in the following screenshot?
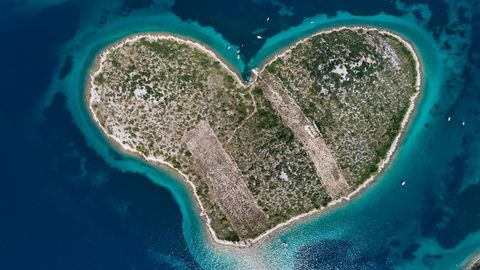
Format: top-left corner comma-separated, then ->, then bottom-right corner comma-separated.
87,27 -> 420,246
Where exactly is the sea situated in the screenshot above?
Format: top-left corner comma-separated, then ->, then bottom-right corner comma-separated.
0,0 -> 479,269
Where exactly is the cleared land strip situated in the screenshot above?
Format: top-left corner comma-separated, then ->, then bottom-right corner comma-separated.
184,121 -> 269,238
260,74 -> 350,197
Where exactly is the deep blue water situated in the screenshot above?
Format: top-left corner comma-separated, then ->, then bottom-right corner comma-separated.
0,0 -> 479,269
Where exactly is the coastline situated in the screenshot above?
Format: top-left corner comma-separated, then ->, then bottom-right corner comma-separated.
464,252 -> 480,269
85,33 -> 259,248
85,25 -> 423,249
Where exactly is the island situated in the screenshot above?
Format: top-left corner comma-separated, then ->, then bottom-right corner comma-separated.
87,26 -> 421,246
467,255 -> 480,270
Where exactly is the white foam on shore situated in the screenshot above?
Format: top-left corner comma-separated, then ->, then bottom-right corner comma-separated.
87,26 -> 423,249
248,27 -> 422,249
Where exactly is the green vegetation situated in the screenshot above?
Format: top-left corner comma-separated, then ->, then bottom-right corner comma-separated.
265,29 -> 417,185
223,232 -> 240,242
89,29 -> 418,242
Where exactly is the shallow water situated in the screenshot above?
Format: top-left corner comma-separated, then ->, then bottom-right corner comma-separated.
0,0 -> 479,269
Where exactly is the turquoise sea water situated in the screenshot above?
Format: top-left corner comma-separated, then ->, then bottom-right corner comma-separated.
1,0 -> 479,269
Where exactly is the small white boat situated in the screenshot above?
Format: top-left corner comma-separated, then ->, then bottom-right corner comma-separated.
462,121 -> 466,126
256,35 -> 262,39
227,46 -> 231,50
236,49 -> 240,54
447,116 -> 451,121
310,21 -> 314,24
237,55 -> 240,60
266,17 -> 270,21
401,180 -> 406,186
